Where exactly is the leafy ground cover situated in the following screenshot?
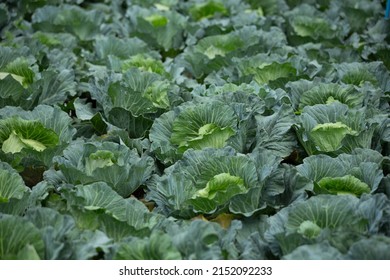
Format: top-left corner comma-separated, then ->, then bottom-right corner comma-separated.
0,0 -> 389,260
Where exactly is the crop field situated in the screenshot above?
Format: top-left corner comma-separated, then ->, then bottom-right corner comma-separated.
0,0 -> 389,260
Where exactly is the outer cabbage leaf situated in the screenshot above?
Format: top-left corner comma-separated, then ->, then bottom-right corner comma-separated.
0,182 -> 52,216
94,36 -> 149,62
146,173 -> 195,218
253,62 -> 297,86
290,16 -> 335,39
332,0 -> 382,33
0,3 -> 8,29
114,231 -> 182,260
195,33 -> 244,60
107,108 -> 153,139
254,104 -> 297,158
0,214 -> 45,260
164,219 -> 241,260
282,242 -> 343,260
25,207 -> 76,260
149,110 -> 181,165
95,214 -> 151,242
32,5 -> 104,41
346,236 -> 390,260
0,162 -> 29,203
28,69 -> 77,107
296,154 -> 345,181
64,229 -> 111,260
357,194 -> 390,235
189,0 -> 228,21
219,91 -> 263,154
237,230 -> 269,260
32,31 -> 77,49
261,163 -> 311,210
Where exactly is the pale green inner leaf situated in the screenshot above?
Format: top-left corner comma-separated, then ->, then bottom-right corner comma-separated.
0,72 -> 25,86
16,244 -> 41,260
326,96 -> 338,104
20,138 -> 47,152
0,168 -> 28,203
155,4 -> 170,11
143,80 -> 170,109
2,130 -> 47,153
197,34 -> 243,60
178,124 -> 234,152
2,131 -> 26,154
189,1 -> 228,21
254,62 -> 296,84
85,150 -> 116,176
310,122 -> 358,152
297,220 -> 322,239
198,123 -> 216,135
292,16 -> 334,39
317,175 -> 370,196
121,54 -> 166,75
193,172 -> 246,201
0,118 -> 59,154
145,14 -> 168,27
205,45 -> 227,59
